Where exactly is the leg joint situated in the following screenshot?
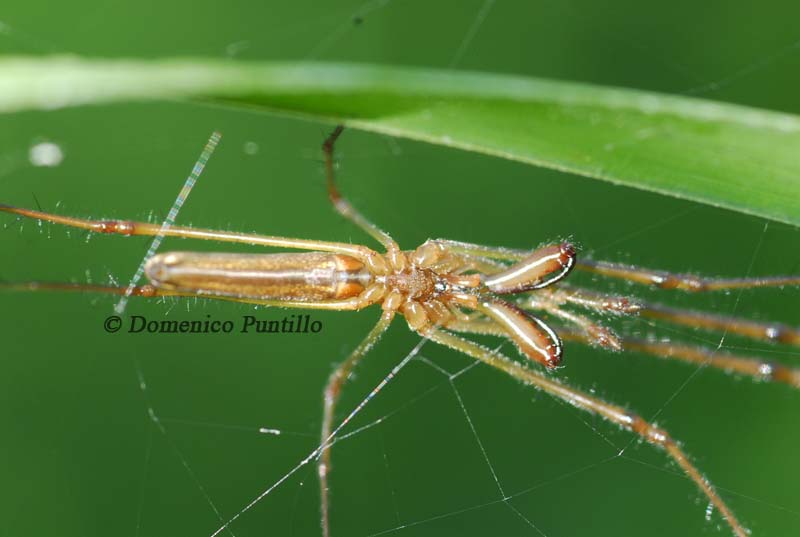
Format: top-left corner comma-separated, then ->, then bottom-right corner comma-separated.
630,414 -> 672,446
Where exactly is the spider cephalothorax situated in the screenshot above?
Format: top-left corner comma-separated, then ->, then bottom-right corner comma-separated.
361,239 -> 575,370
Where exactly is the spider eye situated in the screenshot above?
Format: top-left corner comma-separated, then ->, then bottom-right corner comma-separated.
434,281 -> 448,294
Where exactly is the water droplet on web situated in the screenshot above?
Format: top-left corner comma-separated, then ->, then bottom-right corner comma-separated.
29,141 -> 64,167
705,501 -> 714,521
244,141 -> 259,155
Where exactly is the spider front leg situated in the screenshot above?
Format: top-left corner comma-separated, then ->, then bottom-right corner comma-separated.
0,204 -> 390,274
420,328 -> 750,537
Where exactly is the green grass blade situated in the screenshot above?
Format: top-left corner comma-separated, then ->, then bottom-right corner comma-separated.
1,56 -> 798,225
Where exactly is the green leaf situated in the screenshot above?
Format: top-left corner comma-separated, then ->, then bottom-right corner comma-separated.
2,56 -> 798,225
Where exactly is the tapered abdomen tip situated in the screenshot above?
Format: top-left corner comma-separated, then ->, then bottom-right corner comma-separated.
560,241 -> 576,260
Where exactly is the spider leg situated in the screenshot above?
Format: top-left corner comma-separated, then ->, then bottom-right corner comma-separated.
322,126 -> 404,268
445,317 -> 504,335
524,294 -> 623,351
319,311 -> 395,537
539,285 -> 643,315
449,254 -> 506,275
0,281 -> 182,298
636,302 -> 800,346
422,238 -> 529,262
408,241 -> 506,274
544,295 -> 800,386
559,330 -> 800,388
420,327 -> 750,537
0,281 -> 388,311
530,285 -> 800,346
0,204 -> 389,273
577,258 -> 800,291
445,307 -> 800,387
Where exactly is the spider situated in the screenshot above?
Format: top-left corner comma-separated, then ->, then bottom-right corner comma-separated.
2,126 -> 799,537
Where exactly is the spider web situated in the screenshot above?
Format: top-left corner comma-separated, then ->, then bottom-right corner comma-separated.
1,2 -> 800,536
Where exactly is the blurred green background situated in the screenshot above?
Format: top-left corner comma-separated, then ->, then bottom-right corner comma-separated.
1,1 -> 799,536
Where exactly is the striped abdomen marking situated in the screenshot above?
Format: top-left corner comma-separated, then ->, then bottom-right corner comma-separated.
145,252 -> 371,300
478,299 -> 563,368
485,242 -> 575,294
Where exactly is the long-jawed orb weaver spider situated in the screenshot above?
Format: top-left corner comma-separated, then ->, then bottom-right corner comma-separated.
2,126 -> 800,537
